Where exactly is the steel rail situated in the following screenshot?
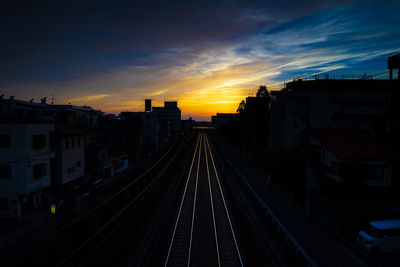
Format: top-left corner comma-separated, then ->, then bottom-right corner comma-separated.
204,133 -> 222,267
187,133 -> 202,267
164,133 -> 201,267
205,134 -> 244,267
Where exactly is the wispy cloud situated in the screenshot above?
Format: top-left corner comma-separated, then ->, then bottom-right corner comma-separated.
69,94 -> 112,103
1,0 -> 400,120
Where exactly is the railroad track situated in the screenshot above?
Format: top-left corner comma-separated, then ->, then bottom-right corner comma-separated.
165,132 -> 243,267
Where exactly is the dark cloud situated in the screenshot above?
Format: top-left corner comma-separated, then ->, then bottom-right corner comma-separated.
0,0 -> 353,85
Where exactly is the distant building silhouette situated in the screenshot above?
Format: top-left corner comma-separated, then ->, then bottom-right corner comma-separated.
268,54 -> 400,190
269,79 -> 393,152
152,101 -> 181,134
212,113 -> 238,126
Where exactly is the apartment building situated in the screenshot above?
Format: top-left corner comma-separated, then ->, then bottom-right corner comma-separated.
0,120 -> 54,217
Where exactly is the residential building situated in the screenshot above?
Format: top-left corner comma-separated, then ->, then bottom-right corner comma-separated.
0,120 -> 54,217
312,128 -> 392,187
152,101 -> 181,134
0,98 -> 102,129
86,144 -> 113,181
53,125 -> 85,192
119,111 -> 157,155
269,79 -> 390,152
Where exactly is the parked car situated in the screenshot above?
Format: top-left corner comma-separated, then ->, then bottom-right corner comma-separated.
357,220 -> 400,254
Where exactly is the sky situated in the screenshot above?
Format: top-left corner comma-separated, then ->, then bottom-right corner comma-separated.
1,0 -> 400,121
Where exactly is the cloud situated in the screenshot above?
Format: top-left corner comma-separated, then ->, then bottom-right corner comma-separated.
69,94 -> 112,103
1,0 -> 400,119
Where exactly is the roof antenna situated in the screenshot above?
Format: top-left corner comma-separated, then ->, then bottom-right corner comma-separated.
51,94 -> 55,105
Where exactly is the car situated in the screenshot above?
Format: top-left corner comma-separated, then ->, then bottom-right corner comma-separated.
357,219 -> 400,254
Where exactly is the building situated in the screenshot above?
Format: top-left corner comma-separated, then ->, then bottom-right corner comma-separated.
140,112 -> 158,148
211,113 -> 238,126
0,97 -> 103,131
53,125 -> 86,192
269,79 -> 390,152
119,111 -> 158,155
0,120 -> 54,217
152,101 -> 181,134
312,128 -> 393,187
86,144 -> 113,181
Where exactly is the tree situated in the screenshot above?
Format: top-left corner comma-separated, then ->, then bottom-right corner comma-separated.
237,100 -> 246,113
256,85 -> 269,98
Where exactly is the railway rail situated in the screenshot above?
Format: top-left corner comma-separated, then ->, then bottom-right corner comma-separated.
165,132 -> 243,267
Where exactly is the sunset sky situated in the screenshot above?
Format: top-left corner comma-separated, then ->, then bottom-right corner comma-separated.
1,0 -> 399,121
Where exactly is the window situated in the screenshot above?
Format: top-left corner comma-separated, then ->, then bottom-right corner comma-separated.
367,166 -> 385,180
0,135 -> 11,148
0,198 -> 8,211
0,165 -> 11,179
71,137 -> 75,148
65,138 -> 70,149
76,161 -> 81,167
33,135 -> 46,149
33,163 -> 46,179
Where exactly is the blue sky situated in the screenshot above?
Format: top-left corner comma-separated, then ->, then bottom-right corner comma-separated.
1,0 -> 399,120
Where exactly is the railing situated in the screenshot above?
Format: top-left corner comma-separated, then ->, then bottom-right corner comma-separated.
291,71 -> 390,82
226,159 -> 317,267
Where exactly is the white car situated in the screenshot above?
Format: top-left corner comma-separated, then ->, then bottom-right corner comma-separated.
357,220 -> 400,254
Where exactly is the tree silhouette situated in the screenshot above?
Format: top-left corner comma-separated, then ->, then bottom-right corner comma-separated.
237,100 -> 246,113
256,85 -> 269,98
